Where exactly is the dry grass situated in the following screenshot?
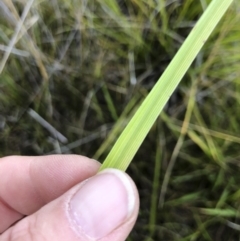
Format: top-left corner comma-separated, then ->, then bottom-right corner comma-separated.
1,0 -> 240,240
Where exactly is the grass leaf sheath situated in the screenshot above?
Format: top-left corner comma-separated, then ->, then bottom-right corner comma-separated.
99,0 -> 234,172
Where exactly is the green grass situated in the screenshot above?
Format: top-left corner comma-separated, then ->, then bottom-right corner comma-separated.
1,0 -> 240,240
99,0 -> 233,172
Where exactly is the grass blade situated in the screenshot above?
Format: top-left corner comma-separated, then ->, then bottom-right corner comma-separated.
99,0 -> 234,171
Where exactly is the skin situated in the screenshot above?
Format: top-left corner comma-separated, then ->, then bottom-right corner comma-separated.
0,155 -> 139,241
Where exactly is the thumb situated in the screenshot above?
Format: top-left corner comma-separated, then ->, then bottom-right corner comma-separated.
2,169 -> 139,241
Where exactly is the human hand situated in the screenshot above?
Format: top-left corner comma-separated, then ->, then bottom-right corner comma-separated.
0,155 -> 139,240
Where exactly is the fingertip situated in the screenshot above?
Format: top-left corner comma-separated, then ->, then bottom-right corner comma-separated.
68,168 -> 139,240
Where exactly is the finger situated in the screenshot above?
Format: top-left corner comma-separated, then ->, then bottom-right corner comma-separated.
0,155 -> 100,233
1,169 -> 139,241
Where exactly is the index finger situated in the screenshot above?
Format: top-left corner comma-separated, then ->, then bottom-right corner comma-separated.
0,155 -> 100,232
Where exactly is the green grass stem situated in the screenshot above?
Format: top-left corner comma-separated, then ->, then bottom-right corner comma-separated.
99,0 -> 234,171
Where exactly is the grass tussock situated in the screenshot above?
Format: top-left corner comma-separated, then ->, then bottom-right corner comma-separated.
1,0 -> 240,240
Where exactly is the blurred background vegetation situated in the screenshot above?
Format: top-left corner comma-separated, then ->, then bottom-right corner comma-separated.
1,0 -> 240,240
